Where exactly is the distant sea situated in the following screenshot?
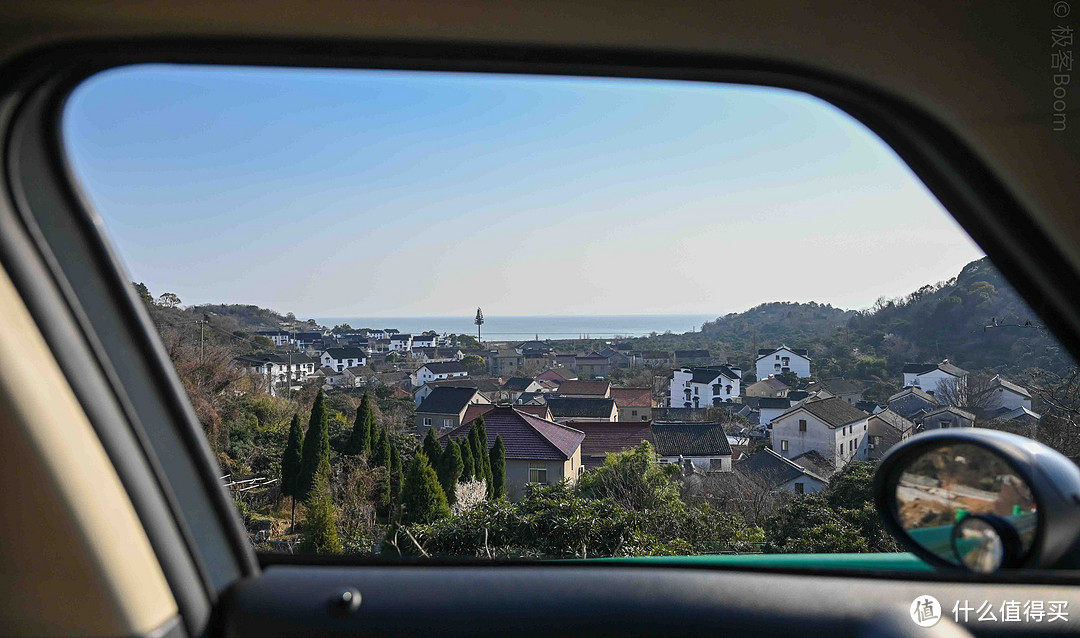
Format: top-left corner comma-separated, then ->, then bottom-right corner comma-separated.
311,314 -> 716,342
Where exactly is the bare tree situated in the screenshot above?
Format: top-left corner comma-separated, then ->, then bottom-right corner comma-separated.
933,372 -> 997,412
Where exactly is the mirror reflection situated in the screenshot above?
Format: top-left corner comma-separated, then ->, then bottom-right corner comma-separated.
895,443 -> 1037,567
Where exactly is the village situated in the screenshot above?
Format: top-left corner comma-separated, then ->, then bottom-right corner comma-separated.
235,328 -> 1041,502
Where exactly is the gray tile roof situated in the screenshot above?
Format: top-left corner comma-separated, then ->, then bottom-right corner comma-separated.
420,361 -> 468,375
992,375 -> 1031,398
417,386 -> 478,415
903,360 -> 968,377
572,421 -> 655,469
736,448 -> 826,486
757,346 -> 809,358
785,396 -> 868,428
546,397 -> 617,419
652,422 -> 732,457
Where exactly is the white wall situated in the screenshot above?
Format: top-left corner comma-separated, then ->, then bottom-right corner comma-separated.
659,455 -> 732,472
669,368 -> 741,408
772,408 -> 868,469
755,348 -> 811,380
985,387 -> 1032,411
903,369 -> 961,392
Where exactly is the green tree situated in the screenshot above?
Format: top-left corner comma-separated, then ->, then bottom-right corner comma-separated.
765,494 -> 869,554
298,389 -> 331,500
459,435 -> 475,482
398,452 -> 451,526
437,440 -> 464,504
280,413 -> 304,532
489,435 -> 506,499
390,443 -> 403,498
825,461 -> 876,511
373,427 -> 391,468
346,393 -> 374,457
133,281 -> 153,305
299,458 -> 343,554
461,354 -> 487,375
477,417 -> 493,491
577,441 -> 683,513
423,428 -> 442,465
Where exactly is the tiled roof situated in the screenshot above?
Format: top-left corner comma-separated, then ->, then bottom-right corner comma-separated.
750,378 -> 790,391
538,368 -> 575,382
323,347 -> 368,359
736,448 -> 825,486
783,396 -> 868,428
420,361 -> 468,375
756,346 -> 810,359
417,386 -> 478,415
870,408 -> 914,433
888,386 -> 939,404
557,380 -> 611,396
652,422 -> 732,457
992,375 -> 1032,398
441,406 -> 584,461
903,360 -> 968,377
920,405 -> 976,420
571,421 -> 655,469
675,349 -> 710,358
609,387 -> 653,408
757,397 -> 792,410
501,377 -> 538,392
546,397 -> 617,419
461,403 -> 553,425
814,378 -> 864,396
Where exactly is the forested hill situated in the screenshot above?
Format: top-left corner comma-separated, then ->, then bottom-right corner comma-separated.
625,257 -> 1072,379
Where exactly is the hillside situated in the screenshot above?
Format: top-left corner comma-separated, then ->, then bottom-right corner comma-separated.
620,257 -> 1073,380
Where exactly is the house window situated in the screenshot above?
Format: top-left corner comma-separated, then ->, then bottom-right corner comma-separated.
799,419 -> 806,432
694,387 -> 699,395
794,482 -> 804,494
940,420 -> 950,429
780,440 -> 789,452
423,417 -> 432,426
775,364 -> 781,371
775,355 -> 780,360
631,410 -> 638,417
443,418 -> 453,428
529,464 -> 548,484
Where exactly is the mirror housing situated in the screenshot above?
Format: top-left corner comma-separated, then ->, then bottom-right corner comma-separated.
874,428 -> 1080,571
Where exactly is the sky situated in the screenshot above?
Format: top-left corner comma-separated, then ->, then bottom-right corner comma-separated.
62,65 -> 984,318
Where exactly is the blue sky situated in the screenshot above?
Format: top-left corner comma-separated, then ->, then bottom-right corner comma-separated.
62,65 -> 984,317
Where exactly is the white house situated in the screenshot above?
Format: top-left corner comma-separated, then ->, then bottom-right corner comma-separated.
652,422 -> 733,472
755,346 -> 811,379
985,375 -> 1033,411
736,447 -> 829,494
902,360 -> 967,393
256,330 -> 294,347
414,361 -> 469,386
411,334 -> 437,349
320,347 -> 368,372
757,397 -> 792,427
389,333 -> 413,351
669,365 -> 742,408
771,396 -> 870,471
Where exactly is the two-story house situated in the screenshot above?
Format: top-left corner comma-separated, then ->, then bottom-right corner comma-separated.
413,361 -> 469,387
755,346 -> 811,379
771,396 -> 870,471
440,406 -> 584,500
887,386 -> 940,419
902,359 -> 968,394
489,349 -> 525,376
609,387 -> 655,421
411,334 -> 437,349
915,405 -> 976,431
669,365 -> 742,408
256,330 -> 294,347
985,375 -> 1033,412
320,347 -> 368,372
416,386 -> 490,435
866,408 -> 915,460
388,333 -> 413,352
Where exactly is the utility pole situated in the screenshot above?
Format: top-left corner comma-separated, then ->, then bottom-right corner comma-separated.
475,307 -> 484,345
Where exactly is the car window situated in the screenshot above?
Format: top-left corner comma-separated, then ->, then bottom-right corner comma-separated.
61,64 -> 1077,562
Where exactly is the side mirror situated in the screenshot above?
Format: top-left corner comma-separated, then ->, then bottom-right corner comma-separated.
874,429 -> 1080,572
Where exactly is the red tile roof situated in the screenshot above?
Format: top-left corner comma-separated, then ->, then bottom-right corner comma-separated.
462,403 -> 551,424
609,387 -> 654,408
569,421 -> 655,469
440,406 -> 584,461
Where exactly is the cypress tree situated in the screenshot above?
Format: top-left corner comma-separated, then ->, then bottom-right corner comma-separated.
299,458 -> 343,554
346,392 -> 374,457
390,443 -> 403,498
373,427 -> 391,468
490,434 -> 506,499
298,389 -> 330,500
422,428 -> 442,464
459,435 -> 475,482
478,417 -> 494,490
398,452 -> 450,526
437,441 -> 464,504
280,413 -> 304,532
